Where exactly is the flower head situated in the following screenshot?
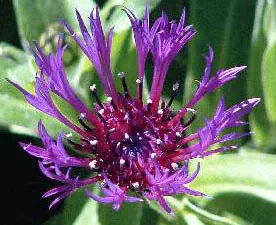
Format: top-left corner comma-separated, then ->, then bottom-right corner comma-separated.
9,3 -> 259,214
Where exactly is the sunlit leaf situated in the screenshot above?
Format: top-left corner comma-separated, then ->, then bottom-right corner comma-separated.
191,152 -> 276,204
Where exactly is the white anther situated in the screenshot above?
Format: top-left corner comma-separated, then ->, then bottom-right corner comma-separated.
89,84 -> 96,91
109,128 -> 115,132
98,109 -> 105,115
156,139 -> 162,145
138,137 -> 142,140
89,140 -> 98,146
106,96 -> 112,102
80,112 -> 86,118
176,132 -> 181,137
187,108 -> 196,113
65,133 -> 73,138
151,153 -> 157,159
158,109 -> 163,115
118,72 -> 125,78
89,160 -> 97,169
132,182 -> 139,188
136,78 -> 141,84
147,98 -> 152,104
124,133 -> 130,139
171,163 -> 178,170
173,82 -> 179,91
120,158 -> 126,165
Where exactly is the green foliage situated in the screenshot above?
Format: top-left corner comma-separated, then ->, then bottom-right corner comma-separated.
248,0 -> 276,150
185,0 -> 257,140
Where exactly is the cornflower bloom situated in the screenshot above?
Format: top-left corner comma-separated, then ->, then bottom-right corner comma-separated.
8,3 -> 259,214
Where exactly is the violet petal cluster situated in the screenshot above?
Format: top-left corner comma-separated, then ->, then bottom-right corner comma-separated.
9,3 -> 259,214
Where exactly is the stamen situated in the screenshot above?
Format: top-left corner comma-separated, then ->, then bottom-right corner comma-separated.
106,96 -> 117,110
161,99 -> 166,109
66,138 -> 82,148
96,111 -> 107,125
156,139 -> 163,145
158,109 -> 163,115
78,113 -> 93,131
98,109 -> 105,115
65,133 -> 73,138
89,160 -> 97,169
136,78 -> 143,101
118,72 -> 130,98
120,158 -> 126,165
171,162 -> 178,170
132,182 -> 140,189
150,152 -> 157,159
124,133 -> 130,139
183,108 -> 197,128
165,82 -> 180,109
147,98 -> 152,112
109,128 -> 116,133
89,140 -> 98,146
90,84 -> 104,108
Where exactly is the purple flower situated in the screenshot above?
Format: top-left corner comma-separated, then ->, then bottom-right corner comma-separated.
85,173 -> 142,211
9,4 -> 259,214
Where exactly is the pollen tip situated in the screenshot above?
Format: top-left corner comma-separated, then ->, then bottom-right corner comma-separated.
171,162 -> 178,170
98,109 -> 105,115
136,78 -> 142,84
147,98 -> 152,104
187,108 -> 196,113
176,132 -> 181,137
80,112 -> 86,118
65,133 -> 73,138
89,160 -> 97,169
124,133 -> 130,139
106,96 -> 112,102
120,158 -> 126,165
89,140 -> 98,146
150,152 -> 157,159
89,84 -> 96,92
109,128 -> 116,133
158,109 -> 163,115
173,82 -> 179,91
132,182 -> 139,189
156,139 -> 163,145
118,72 -> 125,79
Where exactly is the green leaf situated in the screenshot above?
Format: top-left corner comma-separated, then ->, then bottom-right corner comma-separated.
247,0 -> 273,149
101,0 -> 162,32
0,43 -> 92,137
13,0 -> 95,48
259,1 -> 276,149
44,188 -> 100,225
140,205 -> 160,225
98,202 -> 143,225
186,0 -> 257,145
191,152 -> 276,204
188,152 -> 276,225
0,43 -> 67,136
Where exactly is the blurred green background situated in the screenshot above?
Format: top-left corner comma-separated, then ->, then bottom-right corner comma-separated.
1,0 -> 276,225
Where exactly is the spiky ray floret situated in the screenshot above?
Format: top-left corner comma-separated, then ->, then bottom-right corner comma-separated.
9,3 -> 259,214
